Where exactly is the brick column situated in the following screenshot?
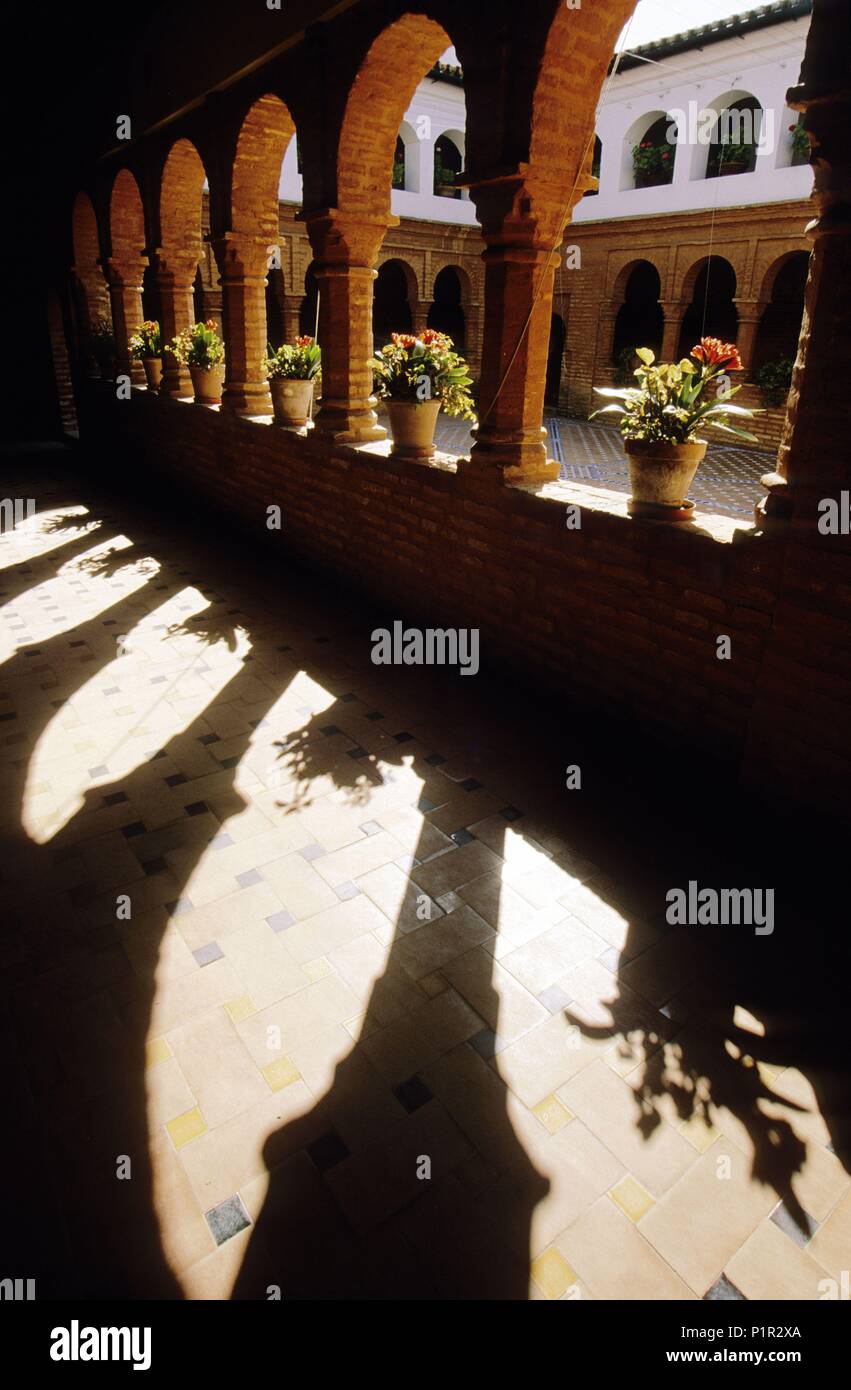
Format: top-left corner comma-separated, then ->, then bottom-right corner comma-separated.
756,9 -> 851,530
462,174 -> 564,483
659,302 -> 683,362
595,305 -> 619,375
284,293 -> 306,343
304,210 -> 389,444
151,251 -> 195,396
213,234 -> 273,416
412,299 -> 433,335
105,258 -> 147,385
733,298 -> 769,375
465,300 -> 483,380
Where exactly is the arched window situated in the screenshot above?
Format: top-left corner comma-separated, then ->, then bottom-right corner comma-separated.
705,96 -> 763,178
678,258 -> 738,357
613,261 -> 664,362
434,134 -> 462,198
427,266 -> 465,350
392,136 -> 405,191
583,136 -> 602,197
621,112 -> 677,190
373,260 -> 413,347
753,253 -> 809,370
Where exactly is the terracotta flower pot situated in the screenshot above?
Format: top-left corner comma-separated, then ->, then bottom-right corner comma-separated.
624,439 -> 707,521
270,377 -> 314,427
435,184 -> 458,199
635,169 -> 670,188
719,160 -> 749,176
387,399 -> 441,460
142,357 -> 163,391
189,363 -> 224,405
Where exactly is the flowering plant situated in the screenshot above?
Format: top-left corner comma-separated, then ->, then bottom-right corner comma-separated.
170,320 -> 224,369
264,336 -> 321,381
128,321 -> 161,358
789,121 -> 810,162
370,330 -> 475,419
591,337 -> 760,444
631,141 -> 674,178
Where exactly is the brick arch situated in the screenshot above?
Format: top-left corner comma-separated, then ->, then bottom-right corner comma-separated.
72,190 -> 102,274
231,92 -> 297,243
610,254 -> 665,304
525,0 -> 637,236
71,191 -> 110,348
676,252 -> 740,307
376,253 -> 420,304
756,248 -> 811,305
431,261 -> 475,306
337,13 -> 451,220
109,168 -> 146,264
159,137 -> 208,272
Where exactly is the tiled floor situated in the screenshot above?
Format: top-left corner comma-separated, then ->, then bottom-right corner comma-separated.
434,413 -> 769,520
1,443 -> 848,1300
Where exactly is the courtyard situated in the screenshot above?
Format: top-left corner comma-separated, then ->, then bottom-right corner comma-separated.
2,445 -> 848,1301
434,414 -> 770,520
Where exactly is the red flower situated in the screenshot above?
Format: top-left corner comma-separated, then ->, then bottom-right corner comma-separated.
295,335 -> 313,347
690,337 -> 743,370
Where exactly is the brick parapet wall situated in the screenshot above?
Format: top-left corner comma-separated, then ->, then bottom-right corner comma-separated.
83,386 -> 802,759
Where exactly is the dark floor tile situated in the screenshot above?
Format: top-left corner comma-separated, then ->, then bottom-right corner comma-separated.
392,1075 -> 433,1114
205,1194 -> 251,1246
449,828 -> 475,846
307,1131 -> 350,1173
704,1274 -> 747,1300
193,942 -> 224,967
771,1200 -> 819,1247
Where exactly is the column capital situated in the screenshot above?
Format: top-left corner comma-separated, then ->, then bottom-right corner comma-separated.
464,165 -> 573,250
302,208 -> 394,268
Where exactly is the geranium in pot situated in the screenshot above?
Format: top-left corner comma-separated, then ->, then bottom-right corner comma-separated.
632,140 -> 674,188
264,336 -> 321,427
129,321 -> 163,391
170,320 -> 225,404
370,329 -> 475,460
591,338 -> 760,520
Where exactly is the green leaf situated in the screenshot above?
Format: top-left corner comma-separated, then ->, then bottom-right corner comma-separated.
635,347 -> 655,366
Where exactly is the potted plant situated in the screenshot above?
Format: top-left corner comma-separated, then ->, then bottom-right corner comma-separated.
264,336 -> 321,427
128,320 -> 163,391
710,141 -> 754,177
90,316 -> 116,378
370,329 -> 475,460
753,357 -> 794,407
591,338 -> 760,520
433,151 -> 459,198
631,141 -> 674,188
789,121 -> 811,167
170,319 -> 225,404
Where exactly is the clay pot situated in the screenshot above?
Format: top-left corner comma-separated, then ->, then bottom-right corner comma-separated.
635,169 -> 670,188
270,377 -> 314,427
624,439 -> 707,520
189,364 -> 224,405
142,358 -> 163,391
719,159 -> 749,176
387,399 -> 441,460
435,184 -> 458,199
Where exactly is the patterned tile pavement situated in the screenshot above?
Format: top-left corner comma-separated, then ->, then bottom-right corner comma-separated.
1,444 -> 848,1301
434,414 -> 771,521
